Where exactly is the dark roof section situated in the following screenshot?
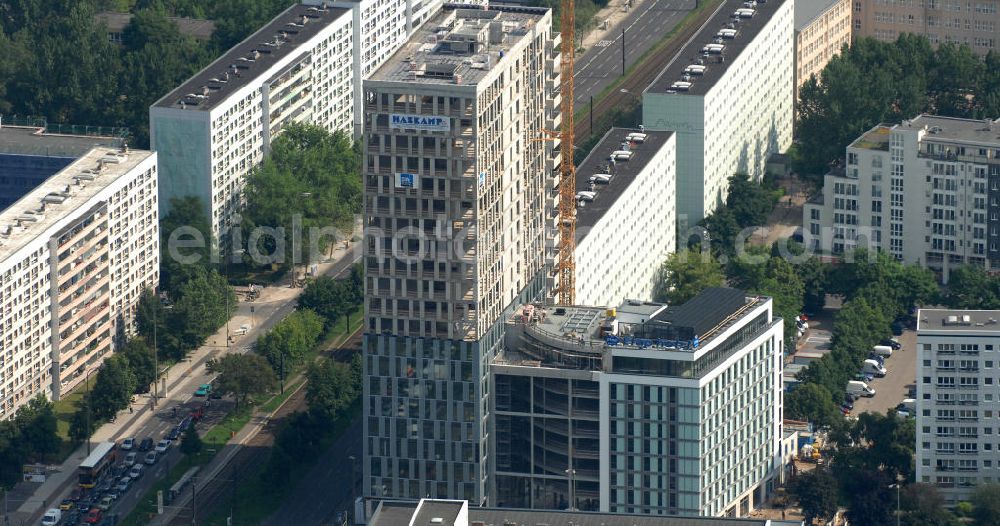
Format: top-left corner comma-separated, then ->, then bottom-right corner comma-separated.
652,287 -> 751,337
574,127 -> 674,243
153,3 -> 350,111
647,0 -> 790,95
370,500 -> 802,526
0,124 -> 124,158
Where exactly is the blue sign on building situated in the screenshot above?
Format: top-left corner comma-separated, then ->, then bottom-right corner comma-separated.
389,113 -> 451,132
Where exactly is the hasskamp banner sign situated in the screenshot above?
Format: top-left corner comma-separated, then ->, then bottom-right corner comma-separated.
390,114 -> 450,132
395,172 -> 418,189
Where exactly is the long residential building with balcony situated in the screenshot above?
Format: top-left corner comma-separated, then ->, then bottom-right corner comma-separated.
916,309 -> 1000,504
0,145 -> 158,419
852,0 -> 999,55
642,0 -> 794,225
150,2 -> 354,241
492,288 -> 785,518
361,4 -> 560,504
802,115 -> 1000,278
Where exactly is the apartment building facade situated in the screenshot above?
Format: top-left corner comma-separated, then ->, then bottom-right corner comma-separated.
803,115 -> 1000,277
643,0 -> 794,224
150,2 -> 354,241
794,0 -> 851,94
916,309 -> 1000,504
492,288 -> 785,517
852,0 -> 999,55
573,128 -> 677,307
0,146 -> 159,419
361,5 -> 560,504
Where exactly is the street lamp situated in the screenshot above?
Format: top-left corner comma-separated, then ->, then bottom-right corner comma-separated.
85,368 -> 95,455
564,468 -> 577,511
889,481 -> 902,526
348,455 -> 357,503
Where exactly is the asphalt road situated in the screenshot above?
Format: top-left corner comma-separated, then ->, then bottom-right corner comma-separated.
31,252 -> 362,525
573,0 -> 696,108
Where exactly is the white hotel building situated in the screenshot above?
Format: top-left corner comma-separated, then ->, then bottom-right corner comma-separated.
573,127 -> 677,307
803,115 -> 1000,278
642,0 -> 794,224
493,288 -> 785,517
916,309 -> 1000,504
0,144 -> 159,419
150,2 -> 354,241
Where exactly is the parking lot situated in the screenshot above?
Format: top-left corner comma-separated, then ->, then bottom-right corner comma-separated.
851,328 -> 917,416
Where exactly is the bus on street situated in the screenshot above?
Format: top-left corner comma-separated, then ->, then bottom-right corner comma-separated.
78,442 -> 117,488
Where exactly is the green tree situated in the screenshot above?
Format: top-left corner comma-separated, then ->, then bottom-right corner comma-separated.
118,338 -> 157,394
243,124 -> 361,267
0,420 -> 23,490
180,422 -> 203,456
788,469 -> 839,525
89,356 -> 137,421
159,196 -> 214,294
945,265 -> 1000,309
900,484 -> 960,526
255,309 -> 324,374
971,484 -> 1000,526
754,257 -> 805,342
796,256 -> 830,313
306,358 -> 357,423
653,249 -> 725,304
208,354 -> 277,412
12,395 -> 59,460
785,383 -> 842,428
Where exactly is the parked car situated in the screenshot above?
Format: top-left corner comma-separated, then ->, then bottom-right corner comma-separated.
120,437 -> 135,450
96,495 -> 114,511
116,476 -> 132,493
129,464 -> 144,480
59,499 -> 75,510
85,507 -> 103,524
194,383 -> 212,397
842,397 -> 855,410
868,353 -> 886,366
124,452 -> 138,467
144,451 -> 158,465
155,439 -> 172,453
880,338 -> 902,350
872,345 -> 894,357
139,437 -> 154,451
896,398 -> 916,418
167,426 -> 182,441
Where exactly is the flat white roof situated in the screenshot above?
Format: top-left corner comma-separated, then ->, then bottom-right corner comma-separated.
0,147 -> 153,264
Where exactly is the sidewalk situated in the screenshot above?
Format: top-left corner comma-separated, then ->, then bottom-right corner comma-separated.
9,224 -> 363,524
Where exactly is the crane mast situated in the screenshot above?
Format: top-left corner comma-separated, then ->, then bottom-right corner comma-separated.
556,0 -> 576,305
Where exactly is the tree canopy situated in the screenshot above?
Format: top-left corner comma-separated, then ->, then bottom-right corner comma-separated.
0,0 -> 296,147
208,353 -> 277,411
652,249 -> 725,304
796,36 -> 1000,176
242,124 -> 362,266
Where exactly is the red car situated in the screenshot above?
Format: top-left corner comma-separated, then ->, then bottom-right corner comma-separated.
85,507 -> 103,524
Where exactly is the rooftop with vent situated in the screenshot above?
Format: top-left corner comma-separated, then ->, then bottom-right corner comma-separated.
370,4 -> 551,86
154,2 -> 349,111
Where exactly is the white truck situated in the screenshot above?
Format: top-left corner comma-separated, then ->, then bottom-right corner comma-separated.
862,359 -> 887,377
847,380 -> 875,398
41,508 -> 61,526
872,345 -> 894,357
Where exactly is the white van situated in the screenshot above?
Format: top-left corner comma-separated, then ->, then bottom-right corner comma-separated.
872,345 -> 893,357
847,380 -> 875,398
41,508 -> 61,526
862,359 -> 887,377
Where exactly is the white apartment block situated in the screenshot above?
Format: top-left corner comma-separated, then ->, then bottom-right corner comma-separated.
493,288 -> 784,517
803,115 -> 1000,278
0,146 -> 159,419
643,0 -> 794,224
361,5 -> 560,503
916,309 -> 1000,504
150,3 -> 353,241
574,127 -> 677,307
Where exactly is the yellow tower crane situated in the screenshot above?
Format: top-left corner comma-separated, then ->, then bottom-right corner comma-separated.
556,0 -> 576,305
